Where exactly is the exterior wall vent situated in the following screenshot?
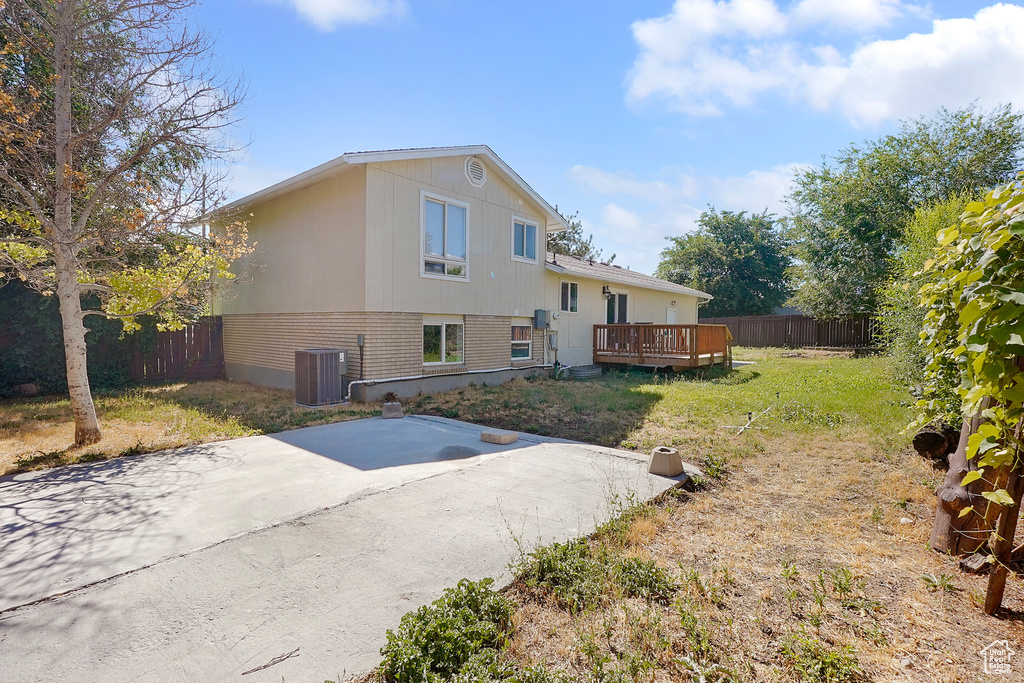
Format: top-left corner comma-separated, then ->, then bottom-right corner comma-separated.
295,348 -> 346,406
465,156 -> 487,188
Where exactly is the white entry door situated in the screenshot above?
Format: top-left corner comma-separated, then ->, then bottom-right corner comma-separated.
666,308 -> 677,324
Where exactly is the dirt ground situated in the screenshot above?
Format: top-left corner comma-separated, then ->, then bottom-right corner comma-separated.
502,429 -> 1024,682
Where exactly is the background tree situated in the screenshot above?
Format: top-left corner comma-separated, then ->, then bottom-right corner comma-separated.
548,208 -> 610,262
877,195 -> 970,416
788,104 -> 1024,318
0,0 -> 250,445
657,207 -> 790,318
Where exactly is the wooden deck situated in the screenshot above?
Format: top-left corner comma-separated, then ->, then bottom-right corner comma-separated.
593,324 -> 732,370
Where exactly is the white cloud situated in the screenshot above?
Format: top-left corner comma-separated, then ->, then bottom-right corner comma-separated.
568,166 -> 697,201
571,162 -> 807,214
280,0 -> 405,30
627,2 -> 1024,125
601,203 -> 645,233
792,0 -> 912,31
570,162 -> 809,274
703,163 -> 811,212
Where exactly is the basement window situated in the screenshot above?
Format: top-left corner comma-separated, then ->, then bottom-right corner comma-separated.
511,324 -> 532,359
422,191 -> 469,280
423,322 -> 464,365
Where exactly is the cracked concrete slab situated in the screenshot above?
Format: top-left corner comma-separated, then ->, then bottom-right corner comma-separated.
0,415 -> 690,682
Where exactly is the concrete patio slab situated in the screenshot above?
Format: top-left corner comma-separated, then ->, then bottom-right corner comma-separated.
0,415 -> 692,682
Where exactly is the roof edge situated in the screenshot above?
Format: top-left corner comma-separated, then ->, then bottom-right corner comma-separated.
220,145 -> 569,231
220,155 -> 354,213
545,261 -> 713,300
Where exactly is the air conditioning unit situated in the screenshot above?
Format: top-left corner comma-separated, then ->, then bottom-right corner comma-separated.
295,349 -> 346,406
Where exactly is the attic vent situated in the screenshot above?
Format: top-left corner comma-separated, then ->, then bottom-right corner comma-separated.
465,156 -> 487,188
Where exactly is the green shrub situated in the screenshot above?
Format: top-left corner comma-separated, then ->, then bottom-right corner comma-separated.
615,557 -> 677,602
0,281 -> 144,396
518,539 -> 608,613
782,634 -> 862,683
450,653 -> 569,683
876,196 -> 968,421
379,578 -> 513,683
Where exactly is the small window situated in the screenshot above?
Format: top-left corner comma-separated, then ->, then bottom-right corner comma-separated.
511,325 -> 532,359
423,323 -> 464,364
422,192 -> 468,280
560,281 -> 578,313
512,217 -> 538,262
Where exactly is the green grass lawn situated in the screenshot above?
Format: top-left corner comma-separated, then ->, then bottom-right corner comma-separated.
2,351 -> 913,478
410,349 -> 914,455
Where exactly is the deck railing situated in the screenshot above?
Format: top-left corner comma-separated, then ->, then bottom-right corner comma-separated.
593,324 -> 732,367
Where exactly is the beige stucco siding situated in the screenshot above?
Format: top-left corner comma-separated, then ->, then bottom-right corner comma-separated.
545,272 -> 700,366
363,157 -> 549,317
216,167 -> 368,316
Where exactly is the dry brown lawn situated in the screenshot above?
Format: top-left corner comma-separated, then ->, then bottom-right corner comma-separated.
0,380 -> 377,475
487,431 -> 1024,682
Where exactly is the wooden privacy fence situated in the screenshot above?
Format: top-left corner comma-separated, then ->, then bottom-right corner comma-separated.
130,317 -> 225,382
699,314 -> 876,348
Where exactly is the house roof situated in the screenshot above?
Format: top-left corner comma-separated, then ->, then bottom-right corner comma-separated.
545,252 -> 712,299
221,145 -> 570,232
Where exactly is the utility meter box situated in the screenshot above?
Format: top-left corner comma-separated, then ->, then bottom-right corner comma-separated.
547,331 -> 558,349
533,309 -> 549,329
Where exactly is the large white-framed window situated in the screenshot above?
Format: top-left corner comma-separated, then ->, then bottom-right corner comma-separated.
421,190 -> 469,281
511,321 -> 533,359
560,280 -> 579,313
511,216 -> 538,263
423,316 -> 465,365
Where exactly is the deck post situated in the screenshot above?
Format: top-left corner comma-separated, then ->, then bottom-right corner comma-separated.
691,325 -> 698,366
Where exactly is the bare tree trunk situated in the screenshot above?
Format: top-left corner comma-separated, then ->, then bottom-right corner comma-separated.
52,0 -> 101,446
930,398 -> 996,554
54,248 -> 101,445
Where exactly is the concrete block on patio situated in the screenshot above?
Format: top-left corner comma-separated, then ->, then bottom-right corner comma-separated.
382,402 -> 404,419
481,429 -> 518,445
648,446 -> 683,477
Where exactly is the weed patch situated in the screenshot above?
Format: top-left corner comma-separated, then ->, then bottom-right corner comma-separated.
782,633 -> 862,683
379,579 -> 513,683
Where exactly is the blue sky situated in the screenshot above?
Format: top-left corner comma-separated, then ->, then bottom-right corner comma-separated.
194,0 -> 1022,275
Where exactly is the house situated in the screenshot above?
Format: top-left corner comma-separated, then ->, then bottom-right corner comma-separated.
215,145 -> 723,401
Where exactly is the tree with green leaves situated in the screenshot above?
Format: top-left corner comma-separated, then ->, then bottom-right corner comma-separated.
657,208 -> 790,317
548,208 -> 609,262
877,195 -> 971,410
917,175 -> 1024,613
788,104 -> 1024,319
0,0 -> 249,445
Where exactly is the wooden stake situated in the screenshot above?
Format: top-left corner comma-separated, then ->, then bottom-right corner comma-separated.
984,408 -> 1024,615
984,464 -> 1024,614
